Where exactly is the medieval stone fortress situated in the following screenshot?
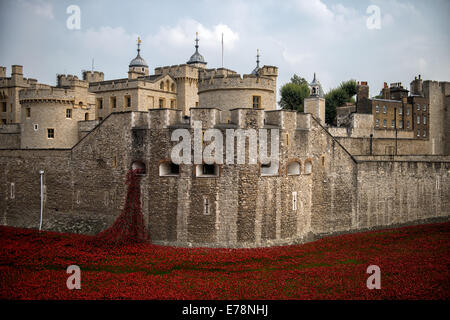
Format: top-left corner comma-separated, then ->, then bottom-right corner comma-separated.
0,35 -> 449,248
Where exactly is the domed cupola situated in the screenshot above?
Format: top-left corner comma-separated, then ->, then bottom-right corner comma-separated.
128,37 -> 149,79
187,32 -> 207,68
309,72 -> 324,98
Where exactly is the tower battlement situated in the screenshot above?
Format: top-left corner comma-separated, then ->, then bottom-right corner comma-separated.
19,87 -> 76,102
154,64 -> 200,79
57,74 -> 89,89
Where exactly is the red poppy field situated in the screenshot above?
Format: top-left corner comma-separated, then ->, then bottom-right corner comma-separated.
0,222 -> 449,300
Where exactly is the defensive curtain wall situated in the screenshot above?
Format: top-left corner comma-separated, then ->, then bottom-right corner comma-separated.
0,109 -> 448,247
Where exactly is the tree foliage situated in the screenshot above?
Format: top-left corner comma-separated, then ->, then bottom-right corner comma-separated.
324,80 -> 357,125
279,74 -> 310,112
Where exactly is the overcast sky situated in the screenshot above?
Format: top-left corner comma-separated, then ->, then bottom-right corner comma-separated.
0,0 -> 449,102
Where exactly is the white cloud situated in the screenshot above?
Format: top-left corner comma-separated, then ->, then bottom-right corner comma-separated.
149,19 -> 239,50
19,0 -> 54,20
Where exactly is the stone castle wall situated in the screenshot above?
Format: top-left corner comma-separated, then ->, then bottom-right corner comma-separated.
0,110 -> 448,247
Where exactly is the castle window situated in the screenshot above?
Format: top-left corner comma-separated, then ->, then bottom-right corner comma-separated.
383,119 -> 387,128
399,107 -> 403,115
304,160 -> 312,175
142,67 -> 145,72
125,96 -> 131,108
85,113 -> 89,121
2,119 -> 7,124
47,128 -> 55,139
383,106 -> 387,114
204,197 -> 210,215
159,98 -> 165,108
321,155 -> 325,167
33,124 -> 38,131
171,83 -> 176,92
26,108 -> 31,118
160,82 -> 164,90
261,162 -> 279,176
287,161 -> 301,176
66,109 -> 72,119
375,105 -> 379,113
79,102 -> 83,108
159,161 -> 180,176
417,115 -> 420,124
131,160 -> 146,175
111,97 -> 116,109
423,116 -> 427,125
195,102 -> 199,107
292,192 -> 297,211
97,98 -> 103,109
170,99 -> 176,108
1,102 -> 6,112
166,80 -> 170,91
196,164 -> 219,177
252,95 -> 261,108
10,182 -> 15,199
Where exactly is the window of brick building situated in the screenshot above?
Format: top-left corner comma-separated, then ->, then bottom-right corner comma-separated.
383,119 -> 387,127
424,116 -> 427,125
399,120 -> 403,129
383,106 -> 387,114
407,121 -> 410,129
417,115 -> 420,124
423,104 -> 427,112
66,109 -> 72,119
391,120 -> 395,128
399,107 -> 403,115
252,96 -> 261,108
406,108 -> 410,116
375,105 -> 379,113
417,129 -> 420,137
417,104 -> 420,111
376,119 -> 379,127
423,130 -> 427,137
47,128 -> 55,139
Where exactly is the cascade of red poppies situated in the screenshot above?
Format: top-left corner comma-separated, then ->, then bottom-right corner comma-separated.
95,168 -> 149,243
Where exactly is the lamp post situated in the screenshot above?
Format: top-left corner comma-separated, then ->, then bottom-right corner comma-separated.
39,170 -> 44,231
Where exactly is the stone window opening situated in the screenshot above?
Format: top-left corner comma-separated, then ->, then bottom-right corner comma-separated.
424,116 -> 427,125
375,105 -> 379,113
383,106 -> 387,114
292,191 -> 297,211
170,99 -> 176,108
423,130 -> 427,137
85,113 -> 89,121
260,162 -> 279,176
131,160 -> 146,175
399,107 -> 403,115
375,119 -> 379,127
159,98 -> 165,108
196,164 -> 219,177
125,96 -> 131,108
26,108 -> 31,118
423,104 -> 427,111
33,124 -> 38,131
252,95 -> 261,108
171,83 -> 176,92
10,182 -> 15,199
47,128 -> 55,139
287,161 -> 301,176
304,160 -> 312,175
204,197 -> 210,215
66,109 -> 72,119
111,97 -> 116,109
166,80 -> 170,91
406,108 -> 410,116
1,102 -> 6,112
417,115 -> 420,125
383,119 -> 387,128
160,82 -> 164,90
79,102 -> 83,108
417,129 -> 420,137
417,104 -> 420,111
159,161 -> 180,177
321,155 -> 325,167
97,98 -> 103,109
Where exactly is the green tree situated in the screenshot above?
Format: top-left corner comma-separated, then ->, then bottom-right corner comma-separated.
279,74 -> 310,112
324,80 -> 357,124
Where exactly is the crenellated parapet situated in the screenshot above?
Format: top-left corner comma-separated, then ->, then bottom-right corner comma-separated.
19,87 -> 76,104
154,64 -> 200,80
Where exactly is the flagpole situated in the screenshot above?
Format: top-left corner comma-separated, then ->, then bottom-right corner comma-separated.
221,33 -> 224,68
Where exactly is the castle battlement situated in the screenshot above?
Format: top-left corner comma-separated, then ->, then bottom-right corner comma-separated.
198,73 -> 276,92
57,74 -> 89,89
154,64 -> 200,79
19,87 -> 76,102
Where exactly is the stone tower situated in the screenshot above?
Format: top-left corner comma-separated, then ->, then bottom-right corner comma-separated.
304,73 -> 325,125
128,37 -> 149,79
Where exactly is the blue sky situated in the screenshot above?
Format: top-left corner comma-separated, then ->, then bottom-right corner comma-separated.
0,0 -> 449,102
